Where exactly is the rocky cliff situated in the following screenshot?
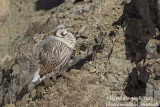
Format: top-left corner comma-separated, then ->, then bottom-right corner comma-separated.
0,0 -> 160,106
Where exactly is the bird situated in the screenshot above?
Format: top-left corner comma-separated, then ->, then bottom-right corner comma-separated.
2,25 -> 76,103
15,25 -> 76,101
28,25 -> 76,88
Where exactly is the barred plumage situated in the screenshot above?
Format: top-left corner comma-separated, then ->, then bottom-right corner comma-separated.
37,36 -> 71,73
30,25 -> 76,84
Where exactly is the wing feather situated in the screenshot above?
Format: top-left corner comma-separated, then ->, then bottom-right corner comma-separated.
33,36 -> 72,77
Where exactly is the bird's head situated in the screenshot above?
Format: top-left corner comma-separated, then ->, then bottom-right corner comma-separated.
54,25 -> 76,50
55,25 -> 68,38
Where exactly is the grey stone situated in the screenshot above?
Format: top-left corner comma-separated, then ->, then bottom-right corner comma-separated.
154,89 -> 160,99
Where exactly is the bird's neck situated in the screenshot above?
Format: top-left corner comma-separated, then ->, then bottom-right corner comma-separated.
54,33 -> 75,50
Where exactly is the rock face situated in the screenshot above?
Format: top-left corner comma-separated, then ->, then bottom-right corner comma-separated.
0,0 -> 160,106
135,0 -> 158,36
123,0 -> 160,100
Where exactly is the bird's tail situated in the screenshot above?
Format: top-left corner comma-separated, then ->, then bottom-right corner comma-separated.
16,65 -> 41,101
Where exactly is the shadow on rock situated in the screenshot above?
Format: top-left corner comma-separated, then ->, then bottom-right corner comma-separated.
67,53 -> 93,71
74,0 -> 83,3
35,0 -> 65,11
113,0 -> 154,63
113,0 -> 159,97
124,67 -> 148,97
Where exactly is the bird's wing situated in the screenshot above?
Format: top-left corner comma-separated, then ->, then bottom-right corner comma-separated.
33,35 -> 72,77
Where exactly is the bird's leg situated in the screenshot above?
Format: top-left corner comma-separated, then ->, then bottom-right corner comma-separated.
39,75 -> 46,82
45,71 -> 56,79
